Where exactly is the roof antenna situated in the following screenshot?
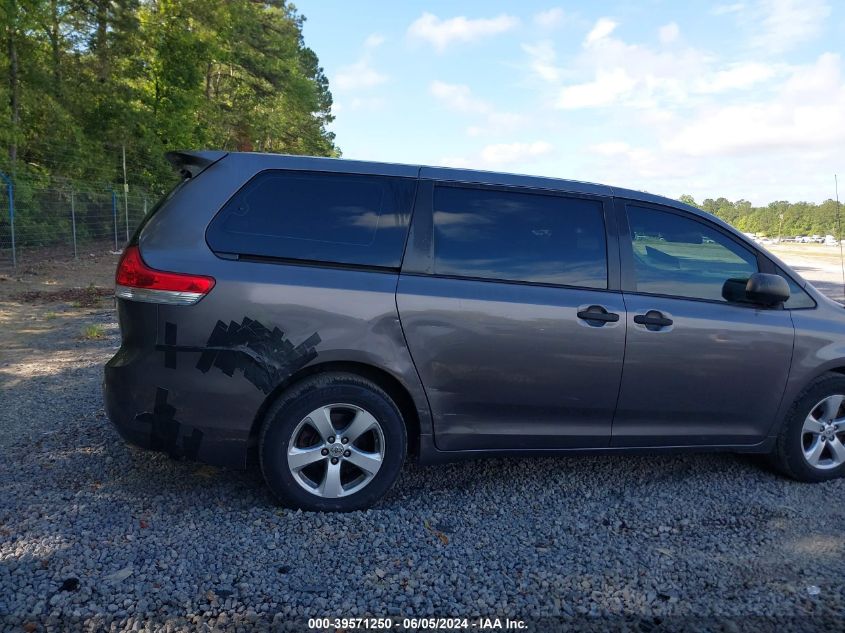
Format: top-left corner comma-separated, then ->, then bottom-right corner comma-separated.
837,174 -> 844,303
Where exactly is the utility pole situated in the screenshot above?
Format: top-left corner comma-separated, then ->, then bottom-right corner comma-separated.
7,0 -> 20,178
122,143 -> 130,242
836,175 -> 843,302
70,190 -> 77,259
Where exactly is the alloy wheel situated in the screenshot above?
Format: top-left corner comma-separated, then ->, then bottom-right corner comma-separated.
801,394 -> 845,470
287,403 -> 385,497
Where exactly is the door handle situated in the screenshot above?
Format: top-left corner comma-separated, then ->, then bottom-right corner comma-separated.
577,305 -> 620,326
633,311 -> 673,329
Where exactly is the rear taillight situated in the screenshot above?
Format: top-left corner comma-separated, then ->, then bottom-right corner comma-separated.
115,245 -> 215,306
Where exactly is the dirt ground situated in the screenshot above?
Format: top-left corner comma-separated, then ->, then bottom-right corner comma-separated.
767,243 -> 845,303
0,252 -> 119,367
0,251 -> 117,301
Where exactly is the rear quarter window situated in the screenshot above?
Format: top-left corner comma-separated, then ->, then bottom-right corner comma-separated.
206,170 -> 417,267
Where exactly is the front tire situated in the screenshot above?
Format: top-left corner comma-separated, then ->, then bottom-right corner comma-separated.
259,372 -> 407,511
771,373 -> 845,482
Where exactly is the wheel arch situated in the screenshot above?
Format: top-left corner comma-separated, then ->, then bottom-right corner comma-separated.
248,361 -> 423,457
772,365 -> 845,436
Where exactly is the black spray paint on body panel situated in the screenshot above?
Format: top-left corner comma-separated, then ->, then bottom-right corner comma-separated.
134,387 -> 203,460
157,317 -> 321,393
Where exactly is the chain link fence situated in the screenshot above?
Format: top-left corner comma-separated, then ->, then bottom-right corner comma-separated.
0,177 -> 154,268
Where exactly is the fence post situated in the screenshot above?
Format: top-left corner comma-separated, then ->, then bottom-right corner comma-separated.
70,190 -> 78,260
0,171 -> 14,268
111,189 -> 118,252
123,184 -> 130,243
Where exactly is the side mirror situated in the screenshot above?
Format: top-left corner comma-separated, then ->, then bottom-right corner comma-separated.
722,278 -> 750,303
745,273 -> 790,306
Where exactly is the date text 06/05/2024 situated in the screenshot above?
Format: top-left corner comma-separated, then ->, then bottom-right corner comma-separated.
307,617 -> 528,630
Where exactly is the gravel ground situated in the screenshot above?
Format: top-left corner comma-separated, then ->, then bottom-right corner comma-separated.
2,258 -> 845,632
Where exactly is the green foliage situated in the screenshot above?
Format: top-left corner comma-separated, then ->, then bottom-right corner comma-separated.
679,195 -> 844,239
0,0 -> 338,195
80,323 -> 105,339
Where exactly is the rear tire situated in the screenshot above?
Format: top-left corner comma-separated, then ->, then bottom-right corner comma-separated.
259,372 -> 407,511
771,373 -> 845,482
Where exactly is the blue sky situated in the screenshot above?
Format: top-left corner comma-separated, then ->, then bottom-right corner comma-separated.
296,1 -> 845,204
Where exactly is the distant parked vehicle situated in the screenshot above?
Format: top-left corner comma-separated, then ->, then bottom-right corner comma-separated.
824,235 -> 839,246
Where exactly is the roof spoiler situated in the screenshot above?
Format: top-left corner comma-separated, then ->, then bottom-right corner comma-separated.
165,150 -> 228,179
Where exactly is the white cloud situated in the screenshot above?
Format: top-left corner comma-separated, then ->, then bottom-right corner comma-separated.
534,8 -> 565,29
585,18 -> 618,45
439,141 -> 554,170
579,53 -> 845,197
752,0 -> 830,53
334,60 -> 387,91
659,23 -> 680,45
694,62 -> 778,93
364,33 -> 385,48
666,53 -> 845,156
556,68 -> 637,109
544,12 -> 845,202
430,81 -> 526,136
522,41 -> 560,83
550,18 -> 715,109
480,141 -> 553,166
333,36 -> 388,92
467,112 -> 526,137
712,3 -> 745,15
588,143 -> 677,180
430,81 -> 490,114
407,12 -> 519,52
582,53 -> 845,200
590,141 -> 632,156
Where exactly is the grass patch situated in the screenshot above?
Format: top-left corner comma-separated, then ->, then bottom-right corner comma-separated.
44,311 -> 60,320
81,324 -> 106,340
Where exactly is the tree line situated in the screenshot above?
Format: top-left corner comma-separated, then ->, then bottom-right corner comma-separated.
0,1 -> 839,248
679,195 -> 845,239
0,0 -> 338,194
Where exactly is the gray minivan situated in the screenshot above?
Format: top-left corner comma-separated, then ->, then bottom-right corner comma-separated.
104,151 -> 845,511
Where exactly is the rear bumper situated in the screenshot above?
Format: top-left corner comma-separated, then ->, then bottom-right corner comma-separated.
103,347 -> 251,469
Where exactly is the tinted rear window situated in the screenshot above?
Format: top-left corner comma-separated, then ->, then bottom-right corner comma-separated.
432,185 -> 608,288
206,170 -> 416,267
